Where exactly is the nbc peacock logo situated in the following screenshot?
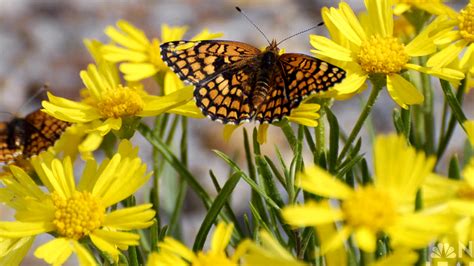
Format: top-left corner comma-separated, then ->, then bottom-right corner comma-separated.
429,243 -> 457,266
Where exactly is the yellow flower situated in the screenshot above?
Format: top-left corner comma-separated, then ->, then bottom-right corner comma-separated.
282,134 -> 453,253
101,20 -> 222,81
310,0 -> 464,108
148,222 -> 240,266
42,61 -> 195,152
427,0 -> 474,69
223,103 -> 321,144
393,0 -> 457,17
0,140 -> 155,265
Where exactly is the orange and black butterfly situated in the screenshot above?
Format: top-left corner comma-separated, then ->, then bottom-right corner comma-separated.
160,38 -> 346,125
0,110 -> 70,164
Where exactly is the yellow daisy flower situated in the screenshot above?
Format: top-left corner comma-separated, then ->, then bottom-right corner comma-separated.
393,0 -> 457,17
427,0 -> 474,69
223,103 -> 321,144
101,20 -> 222,81
0,140 -> 155,265
147,222 -> 241,266
310,0 -> 464,108
282,134 -> 453,253
42,61 -> 195,152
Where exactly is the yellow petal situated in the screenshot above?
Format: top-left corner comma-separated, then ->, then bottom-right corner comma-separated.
321,226 -> 352,254
211,222 -> 234,253
257,124 -> 269,144
120,62 -> 158,81
298,166 -> 353,199
365,0 -> 393,37
101,45 -> 148,63
34,238 -> 73,266
90,230 -> 139,257
405,64 -> 465,86
0,237 -> 34,266
159,237 -> 196,262
116,20 -> 150,47
190,28 -> 223,41
325,3 -> 366,46
72,241 -> 97,266
310,35 -> 353,62
223,124 -> 241,142
104,24 -> 147,52
427,40 -> 469,68
282,201 -> 345,226
354,227 -> 377,252
460,43 -> 474,71
371,249 -> 418,266
104,204 -> 155,230
139,86 -> 194,117
386,74 -> 423,109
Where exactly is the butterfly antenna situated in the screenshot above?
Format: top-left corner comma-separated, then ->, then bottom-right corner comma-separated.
277,22 -> 324,46
18,84 -> 48,114
235,6 -> 271,45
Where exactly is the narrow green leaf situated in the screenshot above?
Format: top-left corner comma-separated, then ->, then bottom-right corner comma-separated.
440,79 -> 467,124
326,107 -> 339,173
256,156 -> 284,207
138,123 -> 212,208
193,172 -> 242,251
264,155 -> 286,187
214,150 -> 280,209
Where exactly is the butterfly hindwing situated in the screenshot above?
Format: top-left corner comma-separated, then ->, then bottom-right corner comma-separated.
160,40 -> 261,85
194,65 -> 257,124
278,53 -> 346,105
255,70 -> 292,123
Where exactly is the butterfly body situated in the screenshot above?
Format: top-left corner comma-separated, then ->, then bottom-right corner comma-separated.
0,110 -> 70,164
161,39 -> 345,125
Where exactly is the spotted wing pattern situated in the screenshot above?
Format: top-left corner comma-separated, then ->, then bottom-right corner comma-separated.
160,40 -> 261,85
278,53 -> 346,105
0,110 -> 70,164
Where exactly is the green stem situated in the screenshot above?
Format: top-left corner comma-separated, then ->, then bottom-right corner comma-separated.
421,70 -> 435,154
338,82 -> 384,164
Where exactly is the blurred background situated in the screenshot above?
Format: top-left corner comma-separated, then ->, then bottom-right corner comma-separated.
0,0 -> 471,264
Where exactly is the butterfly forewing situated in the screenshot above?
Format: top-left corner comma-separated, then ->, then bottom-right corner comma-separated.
160,40 -> 261,85
278,53 -> 346,105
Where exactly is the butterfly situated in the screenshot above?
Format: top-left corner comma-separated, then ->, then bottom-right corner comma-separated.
160,39 -> 346,124
0,109 -> 70,164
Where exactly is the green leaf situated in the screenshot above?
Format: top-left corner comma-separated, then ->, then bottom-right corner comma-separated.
326,107 -> 339,173
256,156 -> 284,207
193,172 -> 242,251
213,150 -> 280,209
440,79 -> 467,125
138,123 -> 212,208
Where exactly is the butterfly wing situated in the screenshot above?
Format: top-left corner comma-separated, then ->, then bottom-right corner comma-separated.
160,40 -> 261,85
0,122 -> 20,163
22,110 -> 70,157
278,53 -> 346,106
161,40 -> 263,124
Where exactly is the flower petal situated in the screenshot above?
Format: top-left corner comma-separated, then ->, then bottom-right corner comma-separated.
354,227 -> 377,252
104,204 -> 155,230
386,74 -> 423,109
0,237 -> 35,266
34,238 -> 73,266
282,201 -> 345,226
298,166 -> 353,199
211,223 -> 234,253
427,40 -> 469,68
310,35 -> 353,62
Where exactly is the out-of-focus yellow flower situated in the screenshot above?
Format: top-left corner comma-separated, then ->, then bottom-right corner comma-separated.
370,249 -> 418,266
427,1 -> 474,69
223,103 -> 320,144
0,140 -> 155,265
147,222 -> 241,266
310,0 -> 464,108
282,134 -> 453,253
239,230 -> 306,266
101,20 -> 222,81
393,0 -> 457,17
